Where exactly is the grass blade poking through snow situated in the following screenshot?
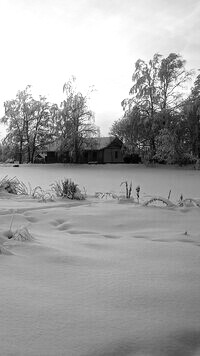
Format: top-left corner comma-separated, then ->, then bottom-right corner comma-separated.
136,185 -> 140,203
7,210 -> 15,239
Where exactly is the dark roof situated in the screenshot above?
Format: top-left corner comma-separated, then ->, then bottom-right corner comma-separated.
83,137 -> 115,150
46,136 -> 122,151
84,136 -> 124,150
96,137 -> 114,149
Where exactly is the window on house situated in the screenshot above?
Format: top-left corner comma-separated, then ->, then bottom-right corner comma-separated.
115,151 -> 118,159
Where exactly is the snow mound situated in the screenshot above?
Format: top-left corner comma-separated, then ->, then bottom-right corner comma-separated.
12,226 -> 34,241
0,245 -> 13,255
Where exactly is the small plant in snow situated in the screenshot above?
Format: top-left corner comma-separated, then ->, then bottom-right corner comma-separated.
136,185 -> 140,203
0,176 -> 21,194
51,178 -> 85,200
0,176 -> 37,196
178,194 -> 184,206
120,181 -> 132,199
168,189 -> 172,200
12,226 -> 34,241
7,209 -> 15,239
38,190 -> 56,202
95,192 -> 118,199
5,210 -> 33,241
23,185 -> 56,202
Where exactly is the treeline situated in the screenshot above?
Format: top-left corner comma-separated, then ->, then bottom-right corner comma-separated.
1,53 -> 200,166
110,53 -> 200,165
0,77 -> 98,163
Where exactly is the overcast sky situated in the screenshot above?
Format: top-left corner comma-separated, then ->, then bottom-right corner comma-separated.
0,0 -> 199,138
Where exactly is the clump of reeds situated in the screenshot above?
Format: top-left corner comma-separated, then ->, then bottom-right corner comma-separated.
0,176 -> 53,201
0,176 -> 31,195
120,181 -> 132,199
51,178 -> 85,200
0,176 -> 21,194
0,176 -> 85,201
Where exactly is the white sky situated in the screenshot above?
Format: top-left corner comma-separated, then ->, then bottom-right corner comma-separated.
0,0 -> 200,138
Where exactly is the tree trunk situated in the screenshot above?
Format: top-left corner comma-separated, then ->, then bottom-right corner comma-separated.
27,145 -> 31,163
73,130 -> 79,163
31,137 -> 36,163
150,137 -> 156,158
31,147 -> 35,163
19,140 -> 23,164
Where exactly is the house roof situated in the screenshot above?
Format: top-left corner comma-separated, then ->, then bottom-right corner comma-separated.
83,137 -> 114,150
46,136 -> 123,151
97,137 -> 115,149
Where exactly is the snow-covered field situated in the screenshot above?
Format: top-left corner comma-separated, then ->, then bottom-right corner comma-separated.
1,164 -> 200,356
1,163 -> 200,198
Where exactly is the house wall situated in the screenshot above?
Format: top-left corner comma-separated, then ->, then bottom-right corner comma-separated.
46,151 -> 58,163
46,151 -> 70,163
103,148 -> 124,163
82,147 -> 123,164
82,150 -> 98,163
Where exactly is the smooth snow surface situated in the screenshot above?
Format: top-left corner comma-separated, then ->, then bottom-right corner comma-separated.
1,163 -> 200,198
0,165 -> 200,355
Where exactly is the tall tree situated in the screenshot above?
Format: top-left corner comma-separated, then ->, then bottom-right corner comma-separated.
127,53 -> 162,154
110,106 -> 145,153
121,53 -> 193,157
159,53 -> 193,111
1,86 -> 32,163
183,74 -> 200,158
57,77 -> 98,163
26,96 -> 57,163
1,86 -> 56,163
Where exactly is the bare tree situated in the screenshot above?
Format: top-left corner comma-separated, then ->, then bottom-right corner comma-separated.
56,77 -> 98,163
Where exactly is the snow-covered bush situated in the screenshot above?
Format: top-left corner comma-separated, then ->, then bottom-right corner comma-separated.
0,176 -> 36,195
51,178 -> 85,200
12,226 -> 34,241
0,176 -> 23,194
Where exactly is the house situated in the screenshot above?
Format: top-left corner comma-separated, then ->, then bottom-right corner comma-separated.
34,152 -> 47,164
45,136 -> 125,164
82,136 -> 124,164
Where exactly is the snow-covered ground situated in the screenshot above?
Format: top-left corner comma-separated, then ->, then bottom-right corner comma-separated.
0,164 -> 200,355
1,163 -> 200,199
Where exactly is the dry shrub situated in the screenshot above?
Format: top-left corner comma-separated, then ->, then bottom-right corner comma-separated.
0,176 -> 55,202
12,226 -> 34,241
51,179 -> 85,200
120,181 -> 132,199
0,176 -> 23,194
